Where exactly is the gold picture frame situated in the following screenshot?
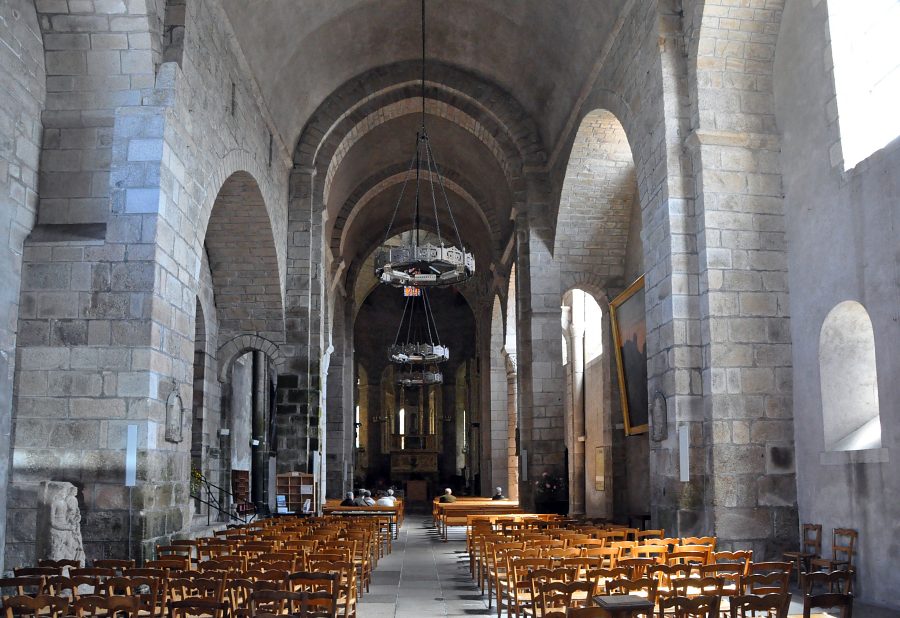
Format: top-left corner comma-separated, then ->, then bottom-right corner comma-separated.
609,275 -> 649,435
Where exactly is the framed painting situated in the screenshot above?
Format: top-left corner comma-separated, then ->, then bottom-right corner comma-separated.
610,275 -> 649,435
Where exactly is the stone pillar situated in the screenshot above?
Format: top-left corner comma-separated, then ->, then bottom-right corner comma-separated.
251,351 -> 267,510
325,297 -> 353,499
688,129 -> 797,555
514,210 -> 566,509
279,166 -> 323,474
487,315 -> 509,496
504,351 -> 519,501
565,306 -> 587,515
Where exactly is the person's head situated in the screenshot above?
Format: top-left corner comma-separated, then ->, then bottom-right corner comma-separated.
387,489 -> 394,496
495,487 -> 503,495
364,490 -> 371,497
345,491 -> 354,500
444,488 -> 452,495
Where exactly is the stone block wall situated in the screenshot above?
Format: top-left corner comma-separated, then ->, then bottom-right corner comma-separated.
688,0 -> 797,555
7,0 -> 289,567
0,0 -> 46,573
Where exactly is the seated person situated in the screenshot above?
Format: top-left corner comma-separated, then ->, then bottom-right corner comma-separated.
439,488 -> 457,503
375,491 -> 394,507
382,488 -> 397,505
362,489 -> 376,506
492,486 -> 505,500
340,491 -> 355,506
353,490 -> 370,507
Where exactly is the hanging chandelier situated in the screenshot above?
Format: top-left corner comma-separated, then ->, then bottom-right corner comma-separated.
390,285 -> 446,386
375,0 -> 475,288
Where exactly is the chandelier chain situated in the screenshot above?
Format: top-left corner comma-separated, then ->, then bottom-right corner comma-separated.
425,138 -> 465,253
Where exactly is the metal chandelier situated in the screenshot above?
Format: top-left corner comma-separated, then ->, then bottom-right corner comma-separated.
375,0 -> 475,288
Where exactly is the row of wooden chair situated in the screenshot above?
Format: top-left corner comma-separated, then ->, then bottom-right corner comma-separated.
1,514 -> 396,618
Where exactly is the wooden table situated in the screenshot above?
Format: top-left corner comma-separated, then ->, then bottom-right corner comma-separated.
592,594 -> 655,618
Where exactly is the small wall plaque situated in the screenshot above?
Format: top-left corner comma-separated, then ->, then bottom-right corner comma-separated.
651,390 -> 668,442
165,388 -> 185,443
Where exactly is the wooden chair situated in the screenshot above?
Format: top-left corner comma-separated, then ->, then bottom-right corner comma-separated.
249,589 -> 306,615
43,577 -> 82,605
73,594 -> 140,618
648,564 -> 693,597
224,578 -> 254,614
657,595 -> 720,618
699,564 -> 742,597
37,560 -> 80,571
606,577 -> 659,603
168,599 -> 228,618
585,567 -> 629,596
810,528 -> 857,573
287,572 -> 338,618
728,593 -> 790,618
2,595 -> 68,618
583,546 -> 620,568
13,567 -> 61,578
803,593 -> 852,618
669,576 -> 724,599
301,590 -> 339,618
305,561 -> 356,618
712,550 -> 752,575
681,537 -> 717,551
743,572 -> 790,595
538,580 -> 595,618
635,529 -> 665,542
802,570 -> 853,595
0,576 -> 47,598
508,559 -> 550,618
618,558 -> 659,579
783,523 -> 822,582
633,545 -> 667,564
93,560 -> 135,573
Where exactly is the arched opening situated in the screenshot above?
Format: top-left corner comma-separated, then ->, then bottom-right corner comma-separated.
190,298 -> 205,515
819,301 -> 882,451
353,281 -> 476,502
561,289 -> 605,516
505,265 -> 520,500
826,0 -> 900,169
488,296 -> 509,497
555,108 -> 646,521
162,0 -> 186,66
200,171 -> 284,518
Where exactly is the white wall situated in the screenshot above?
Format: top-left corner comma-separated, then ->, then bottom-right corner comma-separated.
774,0 -> 900,607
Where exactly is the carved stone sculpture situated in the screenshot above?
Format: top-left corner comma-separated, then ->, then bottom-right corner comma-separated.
38,481 -> 85,566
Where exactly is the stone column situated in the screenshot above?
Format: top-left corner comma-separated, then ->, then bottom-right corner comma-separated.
565,306 -> 587,515
504,351 -> 519,501
514,210 -> 566,509
278,166 -> 324,474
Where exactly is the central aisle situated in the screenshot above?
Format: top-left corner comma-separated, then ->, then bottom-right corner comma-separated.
359,517 -> 490,617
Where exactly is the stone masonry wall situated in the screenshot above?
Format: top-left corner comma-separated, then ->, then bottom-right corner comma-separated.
8,0 -> 288,566
688,0 -> 797,556
0,0 -> 46,573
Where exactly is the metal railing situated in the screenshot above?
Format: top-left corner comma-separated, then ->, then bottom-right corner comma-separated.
190,470 -> 255,526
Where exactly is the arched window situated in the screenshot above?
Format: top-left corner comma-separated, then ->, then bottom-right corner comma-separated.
162,0 -> 186,65
827,0 -> 900,169
819,301 -> 882,451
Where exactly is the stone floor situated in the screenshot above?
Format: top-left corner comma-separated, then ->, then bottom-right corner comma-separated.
358,517 -> 900,618
358,516 -> 488,618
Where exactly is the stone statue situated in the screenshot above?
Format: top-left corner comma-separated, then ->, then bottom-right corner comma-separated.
40,481 -> 85,566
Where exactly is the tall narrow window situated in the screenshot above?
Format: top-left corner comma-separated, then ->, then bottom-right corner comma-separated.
819,301 -> 882,451
827,0 -> 900,169
355,404 -> 360,448
399,407 -> 405,450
